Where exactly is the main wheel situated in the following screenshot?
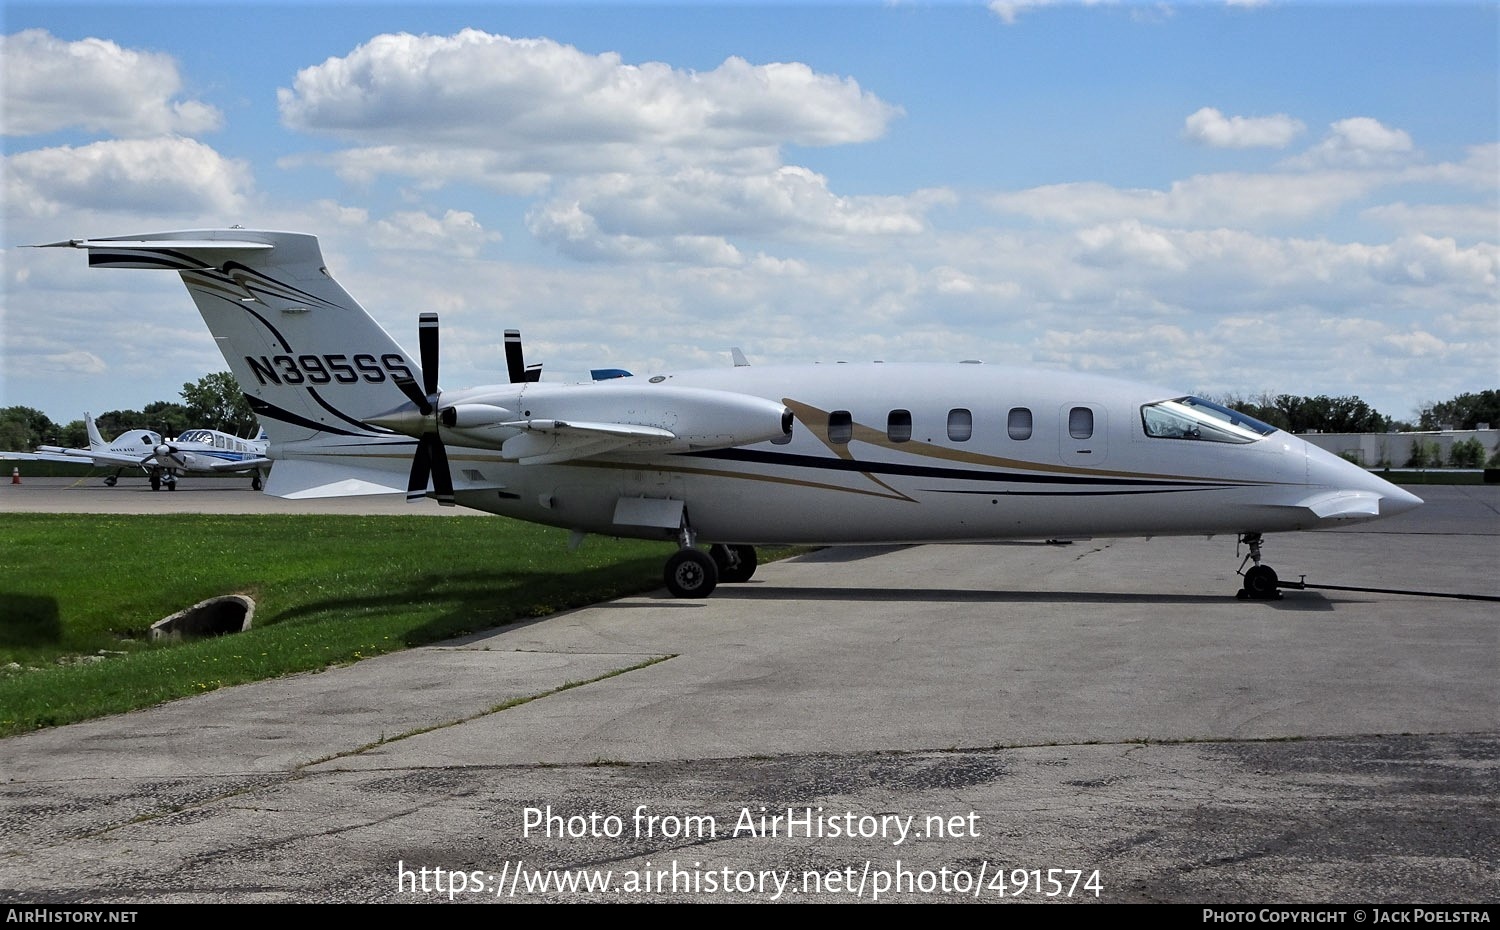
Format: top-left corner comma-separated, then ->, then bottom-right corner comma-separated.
710,544 -> 758,583
1243,564 -> 1279,598
252,475 -> 263,491
104,476 -> 117,487
150,474 -> 161,491
664,548 -> 718,599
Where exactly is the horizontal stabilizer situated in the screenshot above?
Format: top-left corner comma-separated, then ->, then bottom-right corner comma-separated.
39,238 -> 273,251
264,459 -> 408,499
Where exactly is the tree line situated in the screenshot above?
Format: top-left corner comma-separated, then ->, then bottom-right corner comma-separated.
1211,390 -> 1499,434
2,378 -> 1496,455
1,372 -> 258,452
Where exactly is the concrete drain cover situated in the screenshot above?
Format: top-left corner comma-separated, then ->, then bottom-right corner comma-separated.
150,595 -> 255,641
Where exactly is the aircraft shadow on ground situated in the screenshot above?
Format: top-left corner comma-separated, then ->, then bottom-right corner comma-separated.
0,593 -> 63,647
700,585 -> 1336,611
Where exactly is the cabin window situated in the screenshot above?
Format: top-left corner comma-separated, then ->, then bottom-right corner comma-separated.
1007,407 -> 1033,441
887,409 -> 912,443
947,408 -> 972,442
1140,396 -> 1278,444
1069,407 -> 1094,440
828,410 -> 853,445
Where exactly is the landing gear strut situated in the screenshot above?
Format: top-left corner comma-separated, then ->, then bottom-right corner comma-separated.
1236,532 -> 1281,600
664,520 -> 717,599
710,543 -> 758,584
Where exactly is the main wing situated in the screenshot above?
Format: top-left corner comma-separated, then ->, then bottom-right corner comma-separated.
1,447 -> 148,469
200,456 -> 274,473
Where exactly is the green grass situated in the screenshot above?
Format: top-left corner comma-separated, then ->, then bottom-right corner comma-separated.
0,513 -> 689,737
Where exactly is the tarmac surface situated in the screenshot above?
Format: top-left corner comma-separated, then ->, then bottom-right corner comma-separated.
1,476 -> 1497,904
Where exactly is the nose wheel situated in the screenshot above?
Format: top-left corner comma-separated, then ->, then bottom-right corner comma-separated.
1236,533 -> 1282,600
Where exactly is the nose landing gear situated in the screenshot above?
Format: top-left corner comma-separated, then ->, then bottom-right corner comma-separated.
1236,532 -> 1281,600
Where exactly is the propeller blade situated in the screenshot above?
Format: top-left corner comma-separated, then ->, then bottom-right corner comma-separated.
505,329 -> 525,383
392,375 -> 432,416
419,312 -> 440,397
428,436 -> 455,506
407,439 -> 432,503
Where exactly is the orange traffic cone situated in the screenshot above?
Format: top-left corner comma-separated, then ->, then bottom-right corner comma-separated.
11,467 -> 19,485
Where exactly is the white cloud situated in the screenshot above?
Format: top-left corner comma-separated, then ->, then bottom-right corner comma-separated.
365,209 -> 497,257
1,30 -> 221,137
1283,117 -> 1416,169
271,29 -> 916,258
4,137 -> 252,219
988,0 -> 1058,25
986,170 -> 1378,228
1362,202 -> 1499,241
1183,107 -> 1305,149
278,30 -> 899,155
527,166 -> 940,259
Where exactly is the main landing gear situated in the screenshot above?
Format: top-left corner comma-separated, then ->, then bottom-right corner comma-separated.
1236,532 -> 1281,600
662,518 -> 759,598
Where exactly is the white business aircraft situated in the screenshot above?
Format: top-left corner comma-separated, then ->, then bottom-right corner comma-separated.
40,229 -> 1422,597
2,411 -> 272,491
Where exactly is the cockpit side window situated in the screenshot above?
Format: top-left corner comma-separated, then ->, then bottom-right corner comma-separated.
1140,396 -> 1278,444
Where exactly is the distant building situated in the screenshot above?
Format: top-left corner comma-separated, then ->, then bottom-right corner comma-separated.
1300,429 -> 1498,469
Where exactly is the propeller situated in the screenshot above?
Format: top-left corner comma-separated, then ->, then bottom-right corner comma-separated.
385,312 -> 455,506
369,316 -> 545,505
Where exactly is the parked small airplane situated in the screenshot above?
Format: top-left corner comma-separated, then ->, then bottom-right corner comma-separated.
40,229 -> 1422,597
2,411 -> 272,491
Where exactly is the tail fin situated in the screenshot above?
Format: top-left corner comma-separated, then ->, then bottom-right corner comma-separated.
45,230 -> 420,496
84,412 -> 105,450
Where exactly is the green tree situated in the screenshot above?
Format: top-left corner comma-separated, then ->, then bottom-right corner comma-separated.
94,409 -> 147,440
0,406 -> 57,451
57,419 -> 88,449
142,401 -> 193,439
1405,438 -> 1441,469
1448,437 -> 1486,468
1417,390 -> 1500,431
180,372 -> 257,436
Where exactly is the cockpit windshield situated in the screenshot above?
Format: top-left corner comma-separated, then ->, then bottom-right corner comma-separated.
1140,396 -> 1278,444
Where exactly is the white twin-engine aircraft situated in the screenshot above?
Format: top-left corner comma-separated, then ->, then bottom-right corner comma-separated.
43,229 -> 1422,598
2,411 -> 271,491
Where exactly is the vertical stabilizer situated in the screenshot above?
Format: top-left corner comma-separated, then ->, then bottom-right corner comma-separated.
45,231 -> 418,448
45,231 -> 422,498
84,413 -> 105,450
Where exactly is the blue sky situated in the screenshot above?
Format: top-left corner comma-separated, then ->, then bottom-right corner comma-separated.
3,1 -> 1497,428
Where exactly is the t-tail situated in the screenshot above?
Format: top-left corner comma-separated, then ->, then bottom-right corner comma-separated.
42,230 -> 421,497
